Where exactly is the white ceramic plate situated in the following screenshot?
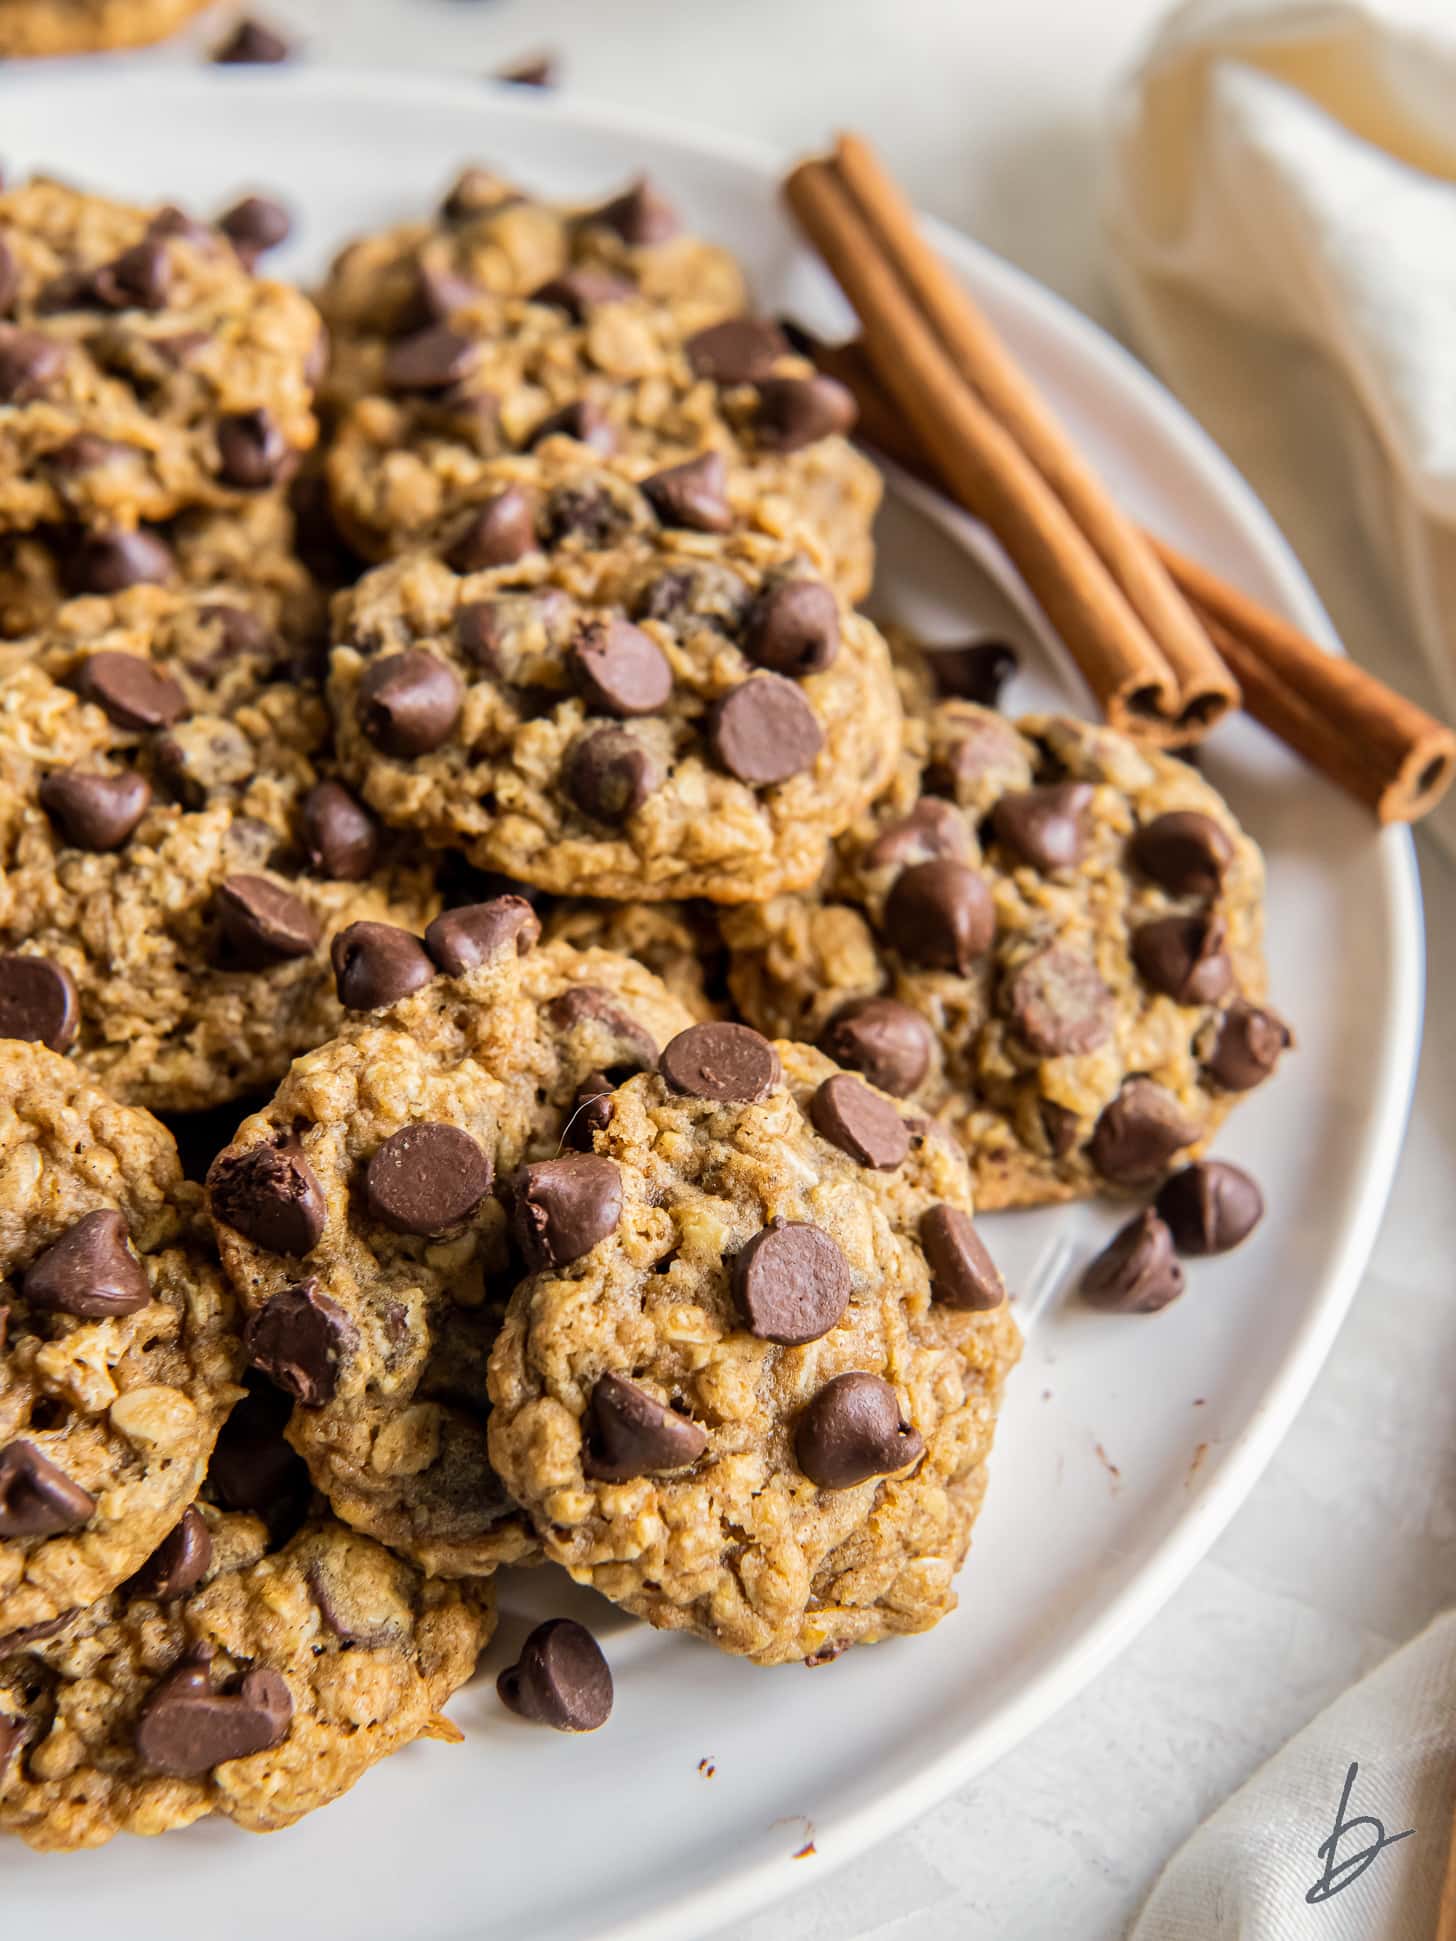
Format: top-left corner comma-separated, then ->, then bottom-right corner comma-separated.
0,69 -> 1422,1941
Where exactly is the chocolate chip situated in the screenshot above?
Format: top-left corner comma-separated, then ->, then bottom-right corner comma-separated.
330,920 -> 435,1010
569,618 -> 672,717
732,1221 -> 851,1345
565,728 -> 662,823
208,1134 -> 325,1255
1156,1161 -> 1264,1255
215,875 -> 319,969
45,432 -> 131,478
1132,913 -> 1232,1005
708,674 -> 823,785
365,1124 -> 493,1236
744,578 -> 839,676
125,1506 -> 212,1601
212,17 -> 292,62
217,408 -> 286,489
444,486 -> 537,572
819,997 -> 932,1098
1081,1208 -> 1184,1312
0,1441 -> 95,1536
511,1154 -> 622,1268
0,1713 -> 26,1778
685,316 -> 788,385
0,236 -> 17,316
530,268 -> 634,320
0,1612 -> 77,1652
864,800 -> 970,873
498,1618 -> 612,1731
22,1208 -> 150,1318
245,1278 -> 357,1407
384,324 -> 476,394
38,768 -> 150,851
0,326 -> 64,402
218,194 -> 291,261
358,649 -> 462,757
93,239 -> 170,311
136,1650 -> 293,1775
810,1074 -> 910,1169
992,783 -> 1093,872
546,986 -> 658,1069
0,953 -> 79,1052
425,896 -> 540,976
146,206 -> 214,249
1040,1099 -> 1081,1157
527,396 -> 615,454
794,1372 -> 923,1489
562,1069 -> 617,1152
1005,946 -> 1114,1057
76,651 -> 186,731
1090,1079 -> 1202,1185
1205,1001 -> 1291,1092
496,51 -> 557,88
660,1021 -> 779,1102
1129,811 -> 1233,895
919,1204 -> 1005,1310
640,451 -> 732,533
582,1372 -> 707,1481
753,374 -> 856,452
885,859 -> 995,975
66,528 -> 173,595
399,261 -> 480,333
453,601 -> 507,672
298,780 -> 377,881
208,1378 -> 310,1536
589,178 -> 679,245
929,640 -> 1019,707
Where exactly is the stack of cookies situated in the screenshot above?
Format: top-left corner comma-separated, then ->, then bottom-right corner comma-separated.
0,166 -> 1289,1850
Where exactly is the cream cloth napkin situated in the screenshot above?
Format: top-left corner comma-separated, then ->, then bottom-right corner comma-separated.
1102,0 -> 1456,841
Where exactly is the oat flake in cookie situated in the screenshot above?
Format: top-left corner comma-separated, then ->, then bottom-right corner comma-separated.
207,927 -> 696,1577
0,1505 -> 492,1849
487,1031 -> 1019,1665
0,1042 -> 242,1638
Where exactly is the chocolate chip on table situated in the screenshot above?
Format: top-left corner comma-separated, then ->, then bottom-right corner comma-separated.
76,651 -> 187,731
1156,1160 -> 1264,1255
0,1440 -> 95,1536
1205,1000 -> 1291,1091
215,875 -> 320,968
217,408 -> 287,488
208,1133 -> 326,1256
330,920 -> 435,1011
1005,946 -> 1114,1057
810,1073 -> 910,1170
444,485 -> 537,572
864,799 -> 969,871
1132,912 -> 1232,1005
795,1372 -> 924,1490
511,1154 -> 623,1268
1130,810 -> 1233,895
425,895 -> 540,975
992,782 -> 1093,872
125,1506 -> 212,1601
660,1021 -> 780,1103
38,768 -> 151,852
1090,1078 -> 1202,1185
752,374 -> 857,452
744,578 -> 839,676
928,639 -> 1020,708
641,451 -> 732,533
1081,1208 -> 1184,1313
530,268 -> 635,321
0,326 -> 64,403
589,177 -> 680,246
819,996 -> 933,1098
218,193 -> 291,262
733,1221 -> 852,1345
582,1372 -> 708,1481
0,953 -> 79,1052
22,1208 -> 151,1318
136,1649 -> 293,1776
529,398 -> 615,454
212,17 -> 293,63
919,1204 -> 1005,1310
365,1124 -> 493,1237
566,728 -> 662,823
245,1278 -> 357,1408
299,780 -> 377,881
498,1618 -> 612,1732
569,618 -> 673,717
358,649 -> 463,757
708,674 -> 823,785
207,1377 -> 310,1536
685,316 -> 788,385
495,51 -> 558,89
885,859 -> 995,975
383,324 -> 476,394
66,527 -> 173,595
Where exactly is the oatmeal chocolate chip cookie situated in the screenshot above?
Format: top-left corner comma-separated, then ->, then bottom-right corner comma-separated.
207,928 -> 696,1577
540,897 -> 726,1021
0,1504 -> 493,1849
0,589 -> 438,1111
487,1028 -> 1020,1666
0,177 -> 322,531
722,696 -> 1289,1208
0,1042 -> 242,1638
326,465 -> 901,902
0,0 -> 208,55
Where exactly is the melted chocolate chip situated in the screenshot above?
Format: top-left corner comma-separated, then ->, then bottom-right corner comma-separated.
217,408 -> 287,489
364,1124 -> 493,1236
497,1618 -> 612,1731
215,875 -> 320,968
864,799 -> 969,872
125,1506 -> 212,1601
1081,1209 -> 1185,1312
22,1208 -> 150,1318
733,1221 -> 851,1345
530,267 -> 634,320
76,651 -> 186,731
425,896 -> 540,975
794,1372 -> 923,1489
809,1074 -> 910,1169
529,396 -> 616,453
1155,1161 -> 1264,1255
245,1279 -> 357,1407
545,986 -> 658,1069
330,920 -> 435,1010
918,1204 -> 1005,1310
66,528 -> 173,595
0,1441 -> 95,1537
744,578 -> 838,676
384,324 -> 476,394
1132,912 -> 1232,1005
358,649 -> 463,757
819,997 -> 932,1098
991,783 -> 1093,872
885,859 -> 995,975
511,1154 -> 623,1267
208,1134 -> 325,1256
1004,946 -> 1114,1057
582,1372 -> 707,1481
38,769 -> 150,852
1131,811 -> 1234,895
136,1651 -> 293,1776
660,1022 -> 779,1102
0,953 -> 79,1052
0,326 -> 64,402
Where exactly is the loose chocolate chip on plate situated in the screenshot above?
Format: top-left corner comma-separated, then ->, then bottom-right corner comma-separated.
217,408 -> 286,489
366,1124 -> 493,1236
529,397 -> 615,454
1004,946 -> 1114,1057
819,996 -> 932,1098
125,1506 -> 212,1601
1205,1001 -> 1291,1092
744,578 -> 839,676
1090,1078 -> 1202,1185
733,1221 -> 851,1345
0,953 -> 79,1052
685,316 -> 788,385
425,896 -> 540,975
384,324 -> 476,394
566,728 -> 662,823
795,1372 -> 924,1490
136,1650 -> 293,1776
212,17 -> 293,63
569,617 -> 672,717
589,177 -> 679,245
512,1154 -> 623,1268
330,920 -> 435,1010
215,875 -> 319,969
218,194 -> 291,261
23,1208 -> 150,1318
641,451 -> 732,533
0,326 -> 64,403
495,51 -> 557,88
660,1021 -> 780,1102
929,639 -> 1019,708
583,1372 -> 707,1481
1130,810 -> 1233,895
1156,1160 -> 1264,1255
358,648 -> 462,757
0,1441 -> 95,1537
1081,1208 -> 1184,1313
67,527 -> 173,595
444,485 -> 537,571
708,674 -> 823,785
208,1133 -> 326,1255
919,1204 -> 1005,1310
39,768 -> 150,852
1132,912 -> 1232,1005
810,1073 -> 910,1170
864,799 -> 969,872
530,267 -> 634,320
752,374 -> 856,452
245,1279 -> 357,1407
498,1618 -> 612,1731
992,782 -> 1093,872
885,858 -> 995,975
299,780 -> 377,881
76,651 -> 186,731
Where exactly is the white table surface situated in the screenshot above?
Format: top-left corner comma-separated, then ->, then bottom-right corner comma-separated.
57,2 -> 1456,1932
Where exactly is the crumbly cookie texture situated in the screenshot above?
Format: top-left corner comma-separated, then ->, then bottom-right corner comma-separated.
0,588 -> 439,1111
0,0 -> 208,56
0,1506 -> 493,1850
488,1034 -> 1019,1666
327,458 -> 901,903
0,1043 -> 242,1637
0,177 -> 321,530
540,897 -> 725,1021
722,687 -> 1285,1208
207,933 -> 696,1578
